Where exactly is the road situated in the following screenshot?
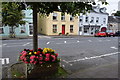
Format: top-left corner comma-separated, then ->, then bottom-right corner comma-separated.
1,36 -> 119,78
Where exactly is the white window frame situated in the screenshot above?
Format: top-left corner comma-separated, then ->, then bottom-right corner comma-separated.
85,16 -> 89,23
61,13 -> 65,21
70,25 -> 73,33
53,25 -> 57,33
21,25 -> 26,33
96,17 -> 99,23
53,13 -> 57,20
103,18 -> 106,24
90,17 -> 94,23
70,15 -> 74,21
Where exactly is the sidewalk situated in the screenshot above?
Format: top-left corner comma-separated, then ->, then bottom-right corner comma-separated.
66,62 -> 118,78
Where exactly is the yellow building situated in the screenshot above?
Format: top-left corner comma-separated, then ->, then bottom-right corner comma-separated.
37,11 -> 79,35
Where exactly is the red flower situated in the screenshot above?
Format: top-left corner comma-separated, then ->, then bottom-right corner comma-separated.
39,61 -> 43,64
33,61 -> 37,64
56,53 -> 58,57
51,55 -> 56,62
46,53 -> 50,58
30,56 -> 36,59
30,50 -> 33,52
24,61 -> 29,64
45,58 -> 50,61
39,57 -> 43,60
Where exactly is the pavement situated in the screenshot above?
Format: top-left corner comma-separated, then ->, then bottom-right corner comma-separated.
67,62 -> 118,78
1,34 -> 94,40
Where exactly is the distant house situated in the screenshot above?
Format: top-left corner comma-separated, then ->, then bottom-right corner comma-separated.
38,11 -> 79,35
108,16 -> 120,33
79,4 -> 109,35
0,9 -> 33,38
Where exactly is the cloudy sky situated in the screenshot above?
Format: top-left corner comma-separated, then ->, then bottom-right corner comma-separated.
96,0 -> 120,15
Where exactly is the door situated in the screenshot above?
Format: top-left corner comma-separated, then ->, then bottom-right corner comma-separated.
101,27 -> 107,32
62,25 -> 65,35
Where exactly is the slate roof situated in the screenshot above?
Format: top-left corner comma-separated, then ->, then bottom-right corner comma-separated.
108,16 -> 120,23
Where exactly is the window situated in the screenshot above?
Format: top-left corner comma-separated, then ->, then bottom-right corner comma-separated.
84,27 -> 89,33
21,25 -> 26,33
53,25 -> 57,33
70,25 -> 73,33
53,13 -> 57,20
61,13 -> 65,21
90,17 -> 94,23
85,16 -> 89,22
0,27 -> 4,34
79,27 -> 82,31
70,15 -> 74,21
103,18 -> 106,24
96,17 -> 99,23
79,16 -> 83,22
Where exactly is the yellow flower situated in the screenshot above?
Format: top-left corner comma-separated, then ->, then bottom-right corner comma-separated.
34,52 -> 37,54
29,52 -> 32,55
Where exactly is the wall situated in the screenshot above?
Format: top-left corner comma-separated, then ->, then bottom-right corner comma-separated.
38,11 -> 79,35
1,24 -> 30,38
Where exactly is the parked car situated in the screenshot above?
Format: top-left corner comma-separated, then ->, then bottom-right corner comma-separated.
106,30 -> 115,37
94,31 -> 107,37
114,31 -> 120,36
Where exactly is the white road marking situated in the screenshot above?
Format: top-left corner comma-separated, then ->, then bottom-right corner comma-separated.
46,42 -> 50,44
110,47 -> 118,50
3,44 -> 7,46
5,45 -> 24,47
64,41 -> 67,43
6,58 -> 10,64
0,58 -> 10,65
0,45 -> 1,47
88,40 -> 92,42
67,52 -> 119,63
77,41 -> 80,42
23,42 -> 31,46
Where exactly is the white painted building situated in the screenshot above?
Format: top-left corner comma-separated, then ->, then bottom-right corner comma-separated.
118,1 -> 120,11
79,4 -> 108,35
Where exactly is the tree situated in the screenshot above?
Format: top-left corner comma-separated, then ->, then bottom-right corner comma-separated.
114,11 -> 120,16
2,2 -> 26,38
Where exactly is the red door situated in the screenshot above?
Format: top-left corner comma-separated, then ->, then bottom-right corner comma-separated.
62,25 -> 65,35
101,27 -> 107,32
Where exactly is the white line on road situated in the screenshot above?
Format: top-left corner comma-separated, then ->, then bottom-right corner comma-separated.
110,47 -> 118,50
3,44 -> 7,46
88,40 -> 92,42
46,42 -> 50,44
23,42 -> 31,46
0,58 -> 10,65
77,41 -> 80,42
64,41 -> 67,43
67,52 -> 120,63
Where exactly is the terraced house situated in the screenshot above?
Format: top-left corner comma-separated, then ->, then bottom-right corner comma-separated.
38,11 -> 79,35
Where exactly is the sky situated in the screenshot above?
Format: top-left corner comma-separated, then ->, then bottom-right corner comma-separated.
95,0 -> 120,15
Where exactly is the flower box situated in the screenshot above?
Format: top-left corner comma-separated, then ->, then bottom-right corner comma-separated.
27,62 -> 59,78
19,48 -> 60,78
